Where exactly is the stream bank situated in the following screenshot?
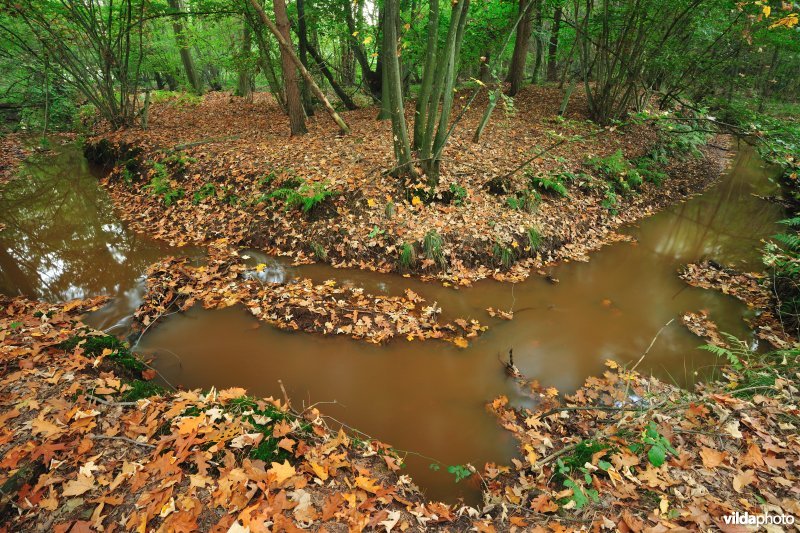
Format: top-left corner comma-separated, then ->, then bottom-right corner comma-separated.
0,295 -> 797,532
83,87 -> 730,284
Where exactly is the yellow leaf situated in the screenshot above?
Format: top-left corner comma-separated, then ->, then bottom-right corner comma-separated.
367,198 -> 376,207
453,337 -> 469,349
255,263 -> 267,272
523,444 -> 538,466
363,35 -> 373,45
763,5 -> 771,17
355,475 -> 380,493
309,461 -> 329,481
732,469 -> 757,492
269,460 -> 296,485
411,195 -> 422,206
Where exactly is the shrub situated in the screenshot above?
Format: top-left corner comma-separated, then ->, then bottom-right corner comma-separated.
193,182 -> 216,204
493,241 -> 516,267
527,170 -> 569,197
587,149 -> 644,195
506,190 -> 539,212
268,180 -> 337,213
399,242 -> 416,270
422,230 -> 447,270
145,163 -> 184,206
764,217 -> 800,333
449,183 -> 468,205
601,188 -> 619,214
310,241 -> 327,260
527,226 -> 542,252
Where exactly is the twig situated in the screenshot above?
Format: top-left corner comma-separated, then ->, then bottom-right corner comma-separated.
278,379 -> 291,410
86,394 -> 139,407
90,434 -> 156,449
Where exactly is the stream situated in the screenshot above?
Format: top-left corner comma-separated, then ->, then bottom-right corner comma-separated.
0,140 -> 785,503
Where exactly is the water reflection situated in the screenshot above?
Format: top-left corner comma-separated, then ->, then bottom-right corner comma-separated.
0,141 -> 195,329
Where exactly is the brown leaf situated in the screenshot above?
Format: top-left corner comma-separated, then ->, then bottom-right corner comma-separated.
699,447 -> 727,469
732,469 -> 756,492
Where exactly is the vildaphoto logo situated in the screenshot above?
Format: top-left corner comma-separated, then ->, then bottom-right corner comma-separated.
722,512 -> 795,526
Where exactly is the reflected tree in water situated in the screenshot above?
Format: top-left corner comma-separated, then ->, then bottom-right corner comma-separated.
0,145 -> 176,301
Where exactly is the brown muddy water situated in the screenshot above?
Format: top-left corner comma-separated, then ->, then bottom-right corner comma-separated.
0,140 -> 785,504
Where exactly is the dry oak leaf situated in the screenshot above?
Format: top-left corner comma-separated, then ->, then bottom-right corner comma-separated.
309,461 -> 329,481
62,474 -> 95,497
355,475 -> 381,494
732,469 -> 757,493
530,493 -> 558,513
699,447 -> 728,469
268,460 -> 296,485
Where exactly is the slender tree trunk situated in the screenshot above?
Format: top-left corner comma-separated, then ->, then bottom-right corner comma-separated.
343,0 -> 381,99
273,0 -> 307,135
248,0 -> 350,134
383,0 -> 413,172
252,27 -> 287,110
546,6 -> 562,82
297,0 -> 315,115
236,23 -> 253,100
473,88 -> 498,143
167,0 -> 203,94
304,40 -> 358,110
413,0 -> 439,150
420,0 -> 466,167
530,1 -> 544,84
507,0 -> 532,96
479,52 -> 491,83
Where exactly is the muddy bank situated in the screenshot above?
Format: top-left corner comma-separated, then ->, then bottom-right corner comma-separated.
84,87 -> 729,283
1,295 -> 798,531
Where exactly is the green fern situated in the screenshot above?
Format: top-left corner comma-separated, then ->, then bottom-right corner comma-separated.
698,332 -> 751,370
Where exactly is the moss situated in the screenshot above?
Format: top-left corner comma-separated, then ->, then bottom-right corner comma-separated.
58,333 -> 145,373
119,379 -> 165,402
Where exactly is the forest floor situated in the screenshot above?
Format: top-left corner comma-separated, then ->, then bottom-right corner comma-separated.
0,292 -> 797,532
86,86 -> 727,285
0,134 -> 26,186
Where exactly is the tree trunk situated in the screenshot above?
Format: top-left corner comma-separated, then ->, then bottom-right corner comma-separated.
252,27 -> 287,110
343,0 -> 381,99
248,0 -> 350,134
413,0 -> 439,150
383,0 -> 413,172
167,0 -> 203,94
297,0 -> 315,115
530,1 -> 544,84
479,52 -> 491,83
235,23 -> 253,100
273,0 -> 307,135
304,40 -> 358,110
546,6 -> 561,82
507,0 -> 532,96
